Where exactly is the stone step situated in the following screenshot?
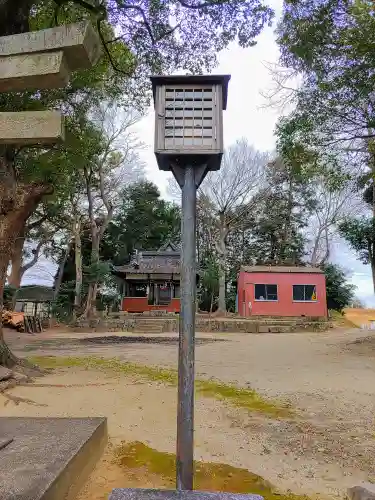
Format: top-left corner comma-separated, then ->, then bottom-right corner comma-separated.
133,327 -> 164,333
133,322 -> 164,333
0,417 -> 107,500
77,317 -> 329,334
134,321 -> 163,330
133,330 -> 165,335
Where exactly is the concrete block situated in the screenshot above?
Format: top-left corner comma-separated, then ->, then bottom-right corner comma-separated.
258,326 -> 271,333
0,111 -> 64,145
348,483 -> 375,500
244,323 -> 258,333
0,416 -> 107,500
0,21 -> 101,71
268,327 -> 281,334
109,489 -> 263,500
0,50 -> 69,92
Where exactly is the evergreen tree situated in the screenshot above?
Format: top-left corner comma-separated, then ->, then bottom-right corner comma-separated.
323,263 -> 356,312
58,181 -> 181,286
102,181 -> 181,265
243,159 -> 313,265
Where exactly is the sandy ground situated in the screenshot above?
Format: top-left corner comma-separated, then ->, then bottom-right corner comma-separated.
343,307 -> 375,327
1,327 -> 375,499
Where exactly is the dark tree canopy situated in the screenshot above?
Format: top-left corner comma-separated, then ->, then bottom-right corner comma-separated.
322,263 -> 355,312
274,0 -> 375,177
1,0 -> 275,75
102,181 -> 181,265
58,180 -> 181,287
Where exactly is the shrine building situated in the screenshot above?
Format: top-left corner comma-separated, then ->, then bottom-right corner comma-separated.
112,243 -> 193,313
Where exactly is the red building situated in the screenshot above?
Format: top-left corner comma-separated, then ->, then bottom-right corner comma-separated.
237,266 -> 328,318
112,243 -> 191,313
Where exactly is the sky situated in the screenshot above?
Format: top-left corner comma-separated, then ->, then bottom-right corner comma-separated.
23,0 -> 375,306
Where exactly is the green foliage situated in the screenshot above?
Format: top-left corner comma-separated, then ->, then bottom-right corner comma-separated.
101,181 -> 181,265
58,181 -> 180,290
338,218 -> 375,266
83,261 -> 111,285
273,0 -> 375,293
242,159 -> 311,266
322,263 -> 356,312
52,280 -> 76,321
74,0 -> 275,77
198,258 -> 219,312
17,115 -> 105,191
275,0 -> 375,179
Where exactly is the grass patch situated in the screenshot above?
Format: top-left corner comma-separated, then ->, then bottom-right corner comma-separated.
29,355 -> 291,418
114,441 -> 307,500
329,310 -> 358,328
29,355 -> 177,384
196,379 -> 290,417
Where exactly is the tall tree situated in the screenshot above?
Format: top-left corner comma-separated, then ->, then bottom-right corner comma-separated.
338,218 -> 375,294
306,176 -> 360,266
198,139 -> 269,312
102,181 -> 181,265
80,104 -> 144,317
274,0 -> 375,290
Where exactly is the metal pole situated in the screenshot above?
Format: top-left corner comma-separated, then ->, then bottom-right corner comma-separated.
176,166 -> 196,491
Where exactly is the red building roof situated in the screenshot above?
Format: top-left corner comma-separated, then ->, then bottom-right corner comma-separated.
241,265 -> 323,274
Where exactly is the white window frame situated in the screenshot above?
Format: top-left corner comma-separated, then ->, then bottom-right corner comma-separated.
254,283 -> 278,302
292,284 -> 318,302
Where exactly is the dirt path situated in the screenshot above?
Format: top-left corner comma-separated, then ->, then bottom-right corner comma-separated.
2,328 -> 375,499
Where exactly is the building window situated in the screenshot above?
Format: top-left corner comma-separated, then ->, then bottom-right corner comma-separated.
293,285 -> 317,301
128,283 -> 148,297
255,284 -> 278,301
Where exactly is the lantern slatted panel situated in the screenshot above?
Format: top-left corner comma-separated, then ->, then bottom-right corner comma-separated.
164,87 -> 215,149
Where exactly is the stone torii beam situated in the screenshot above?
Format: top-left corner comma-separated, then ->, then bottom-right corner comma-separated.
0,21 -> 101,145
0,111 -> 65,145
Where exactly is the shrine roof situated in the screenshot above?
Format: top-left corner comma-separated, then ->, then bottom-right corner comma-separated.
112,242 -> 181,276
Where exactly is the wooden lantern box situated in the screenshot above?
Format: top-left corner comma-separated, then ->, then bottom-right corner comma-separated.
151,75 -> 230,172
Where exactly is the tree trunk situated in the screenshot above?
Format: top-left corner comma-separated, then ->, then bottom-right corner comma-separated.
218,261 -> 226,313
0,183 -> 50,365
8,230 -> 44,308
8,230 -> 25,289
0,258 -> 18,367
7,230 -> 25,309
82,236 -> 100,318
310,226 -> 326,267
371,150 -> 375,294
216,214 -> 227,314
210,293 -> 214,314
83,282 -> 98,318
73,218 -> 82,319
281,177 -> 293,262
371,261 -> 375,295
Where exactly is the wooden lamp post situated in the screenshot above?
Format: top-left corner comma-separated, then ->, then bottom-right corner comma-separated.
150,74 -> 230,491
110,75 -> 263,500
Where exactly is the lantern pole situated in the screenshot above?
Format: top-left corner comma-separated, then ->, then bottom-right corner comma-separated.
176,165 -> 197,491
107,74 -> 264,500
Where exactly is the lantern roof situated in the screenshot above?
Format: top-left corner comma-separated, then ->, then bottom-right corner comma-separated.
150,74 -> 231,110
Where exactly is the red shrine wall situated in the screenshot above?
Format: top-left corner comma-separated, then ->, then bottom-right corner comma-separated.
122,297 -> 180,313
